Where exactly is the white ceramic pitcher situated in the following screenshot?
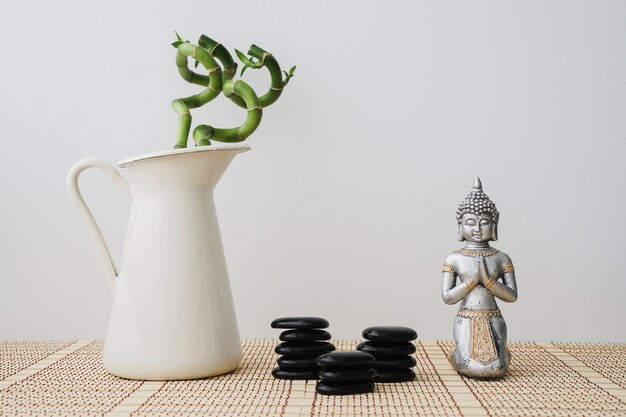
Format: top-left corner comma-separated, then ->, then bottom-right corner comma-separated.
67,145 -> 249,380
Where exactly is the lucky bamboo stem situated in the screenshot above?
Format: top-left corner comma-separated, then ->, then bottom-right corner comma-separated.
171,33 -> 294,148
213,80 -> 262,142
198,35 -> 247,109
247,45 -> 285,107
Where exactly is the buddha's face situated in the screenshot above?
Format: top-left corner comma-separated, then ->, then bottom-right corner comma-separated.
459,213 -> 496,243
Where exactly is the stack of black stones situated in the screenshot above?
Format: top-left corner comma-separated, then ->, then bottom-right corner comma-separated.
316,351 -> 376,395
271,317 -> 335,380
357,326 -> 418,382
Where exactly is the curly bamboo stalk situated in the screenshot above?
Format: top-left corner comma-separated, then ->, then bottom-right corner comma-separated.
247,44 -> 285,107
192,80 -> 262,144
172,42 -> 223,148
198,35 -> 237,82
198,35 -> 247,109
172,33 -> 294,148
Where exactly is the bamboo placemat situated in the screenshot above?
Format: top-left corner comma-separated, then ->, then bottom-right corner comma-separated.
1,340 -> 625,416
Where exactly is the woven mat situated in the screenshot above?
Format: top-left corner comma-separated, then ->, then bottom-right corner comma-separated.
1,340 -> 625,416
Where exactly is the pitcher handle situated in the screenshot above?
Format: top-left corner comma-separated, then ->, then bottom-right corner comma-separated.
66,158 -> 131,295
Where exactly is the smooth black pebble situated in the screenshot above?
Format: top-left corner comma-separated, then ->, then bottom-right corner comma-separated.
271,317 -> 329,329
317,351 -> 375,367
362,326 -> 417,342
320,367 -> 377,382
372,355 -> 417,369
272,367 -> 320,380
277,356 -> 319,369
374,368 -> 416,383
356,341 -> 416,356
279,329 -> 332,342
275,341 -> 335,356
316,380 -> 375,395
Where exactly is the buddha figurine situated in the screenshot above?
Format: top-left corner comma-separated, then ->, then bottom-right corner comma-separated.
441,178 -> 518,379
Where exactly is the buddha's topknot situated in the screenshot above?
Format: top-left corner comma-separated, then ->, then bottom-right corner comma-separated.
456,178 -> 499,223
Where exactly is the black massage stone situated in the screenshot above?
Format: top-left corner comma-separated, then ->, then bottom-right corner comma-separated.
315,381 -> 375,396
319,367 -> 377,382
316,351 -> 376,367
356,341 -> 416,356
373,368 -> 416,383
277,356 -> 319,369
372,355 -> 417,369
271,317 -> 329,329
275,341 -> 336,356
279,329 -> 332,342
272,367 -> 321,380
362,326 -> 418,342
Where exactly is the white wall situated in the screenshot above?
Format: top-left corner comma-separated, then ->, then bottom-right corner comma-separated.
1,0 -> 625,343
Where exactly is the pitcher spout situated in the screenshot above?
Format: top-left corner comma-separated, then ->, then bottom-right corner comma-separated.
118,144 -> 250,190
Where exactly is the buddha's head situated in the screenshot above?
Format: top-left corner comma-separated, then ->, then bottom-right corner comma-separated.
456,178 -> 499,242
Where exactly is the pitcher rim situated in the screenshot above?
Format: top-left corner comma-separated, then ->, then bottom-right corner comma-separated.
117,144 -> 251,168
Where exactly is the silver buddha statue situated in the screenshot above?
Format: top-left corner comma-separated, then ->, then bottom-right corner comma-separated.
441,178 -> 518,379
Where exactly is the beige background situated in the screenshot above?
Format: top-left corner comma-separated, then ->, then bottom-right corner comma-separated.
1,0 -> 625,342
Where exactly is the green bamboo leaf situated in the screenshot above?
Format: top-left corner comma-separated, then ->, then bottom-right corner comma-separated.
283,70 -> 289,79
171,31 -> 185,48
289,65 -> 296,75
235,49 -> 253,66
194,60 -> 200,68
241,64 -> 251,76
